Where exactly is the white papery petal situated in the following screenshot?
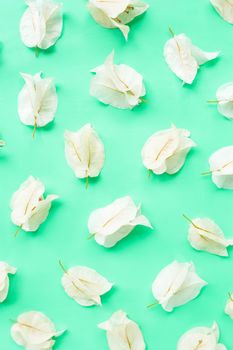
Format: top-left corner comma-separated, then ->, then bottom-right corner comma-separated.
0,262 -> 16,302
177,322 -> 226,350
187,217 -> 233,256
88,195 -> 152,248
20,0 -> 63,49
141,125 -> 195,175
164,33 -> 219,84
10,176 -> 58,232
208,146 -> 233,189
11,311 -> 64,348
64,124 -> 105,180
87,0 -> 148,39
90,51 -> 146,109
61,265 -> 113,306
216,82 -> 233,119
18,72 -> 58,128
211,0 -> 233,24
98,310 -> 146,350
152,261 -> 207,312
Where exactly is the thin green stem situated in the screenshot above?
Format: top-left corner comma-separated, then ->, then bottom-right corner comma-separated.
14,225 -> 22,237
201,170 -> 212,176
59,259 -> 67,274
35,46 -> 39,57
85,176 -> 89,190
182,214 -> 193,225
87,233 -> 95,240
147,301 -> 159,309
168,27 -> 175,37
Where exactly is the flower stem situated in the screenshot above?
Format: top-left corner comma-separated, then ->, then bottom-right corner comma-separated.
35,46 -> 39,57
147,301 -> 159,309
59,259 -> 67,274
168,27 -> 175,37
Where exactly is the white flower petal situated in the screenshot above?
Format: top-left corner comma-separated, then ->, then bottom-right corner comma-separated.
0,262 -> 16,303
20,0 -> 63,50
61,264 -> 113,306
88,195 -> 152,248
87,0 -> 148,39
11,311 -> 64,349
152,261 -> 207,312
211,0 -> 233,24
186,216 -> 233,256
216,82 -> 233,119
208,146 -> 233,189
64,124 -> 105,181
10,176 -> 58,232
98,310 -> 146,350
141,125 -> 195,175
90,51 -> 146,109
164,33 -> 219,84
177,322 -> 226,350
18,72 -> 58,130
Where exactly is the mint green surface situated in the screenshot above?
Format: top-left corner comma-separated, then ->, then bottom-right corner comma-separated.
1,0 -> 233,348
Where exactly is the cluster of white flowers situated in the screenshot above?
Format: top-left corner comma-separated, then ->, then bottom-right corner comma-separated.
1,0 -> 233,349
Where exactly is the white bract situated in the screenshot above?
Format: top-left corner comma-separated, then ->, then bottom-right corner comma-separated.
87,0 -> 149,40
141,125 -> 195,175
10,176 -> 58,233
11,311 -> 64,350
177,322 -> 227,350
164,30 -> 219,84
88,195 -> 152,248
60,262 -> 113,306
0,262 -> 16,303
213,82 -> 233,119
152,261 -> 207,312
98,310 -> 146,350
18,72 -> 58,138
184,215 -> 233,256
90,51 -> 146,109
211,0 -> 233,24
64,124 -> 105,187
225,293 -> 233,319
207,146 -> 233,189
20,0 -> 63,51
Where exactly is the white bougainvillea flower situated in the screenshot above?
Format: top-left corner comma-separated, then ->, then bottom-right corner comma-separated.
11,311 -> 64,350
20,0 -> 63,54
0,262 -> 16,303
164,28 -> 219,84
59,261 -> 113,306
18,72 -> 58,138
141,124 -> 195,175
87,0 -> 149,40
211,0 -> 233,24
88,195 -> 152,248
177,322 -> 227,350
183,214 -> 233,256
225,293 -> 233,319
90,51 -> 146,109
10,175 -> 58,234
204,146 -> 233,189
98,310 -> 146,350
209,82 -> 233,119
151,261 -> 207,312
64,124 -> 105,188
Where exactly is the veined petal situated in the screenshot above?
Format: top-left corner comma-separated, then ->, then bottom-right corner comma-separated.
98,310 -> 146,350
152,261 -> 207,312
18,72 -> 58,128
61,265 -> 113,306
11,311 -> 64,347
64,124 -> 105,180
211,0 -> 233,24
209,146 -> 233,189
88,196 -> 152,248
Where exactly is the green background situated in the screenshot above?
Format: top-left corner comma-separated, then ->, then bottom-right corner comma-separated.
1,0 -> 233,348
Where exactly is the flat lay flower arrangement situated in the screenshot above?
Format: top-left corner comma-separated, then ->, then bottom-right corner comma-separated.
1,0 -> 233,349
